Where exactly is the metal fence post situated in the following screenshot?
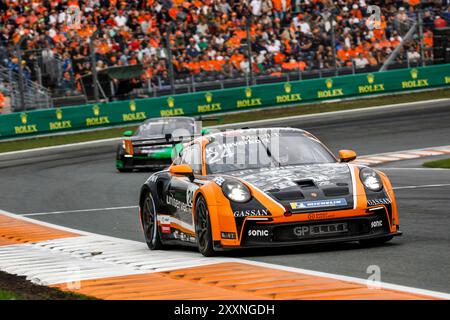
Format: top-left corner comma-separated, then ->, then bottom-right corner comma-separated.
418,7 -> 426,67
88,29 -> 100,103
166,23 -> 176,95
246,16 -> 254,86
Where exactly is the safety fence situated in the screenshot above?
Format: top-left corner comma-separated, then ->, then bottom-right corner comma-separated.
0,64 -> 448,140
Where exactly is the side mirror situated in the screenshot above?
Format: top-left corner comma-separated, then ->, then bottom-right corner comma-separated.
123,130 -> 133,137
201,128 -> 210,135
339,150 -> 357,162
169,164 -> 194,180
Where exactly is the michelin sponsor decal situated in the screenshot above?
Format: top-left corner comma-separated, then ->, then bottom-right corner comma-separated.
290,198 -> 347,210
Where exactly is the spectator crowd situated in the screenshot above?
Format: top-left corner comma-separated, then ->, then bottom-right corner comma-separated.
0,0 -> 448,97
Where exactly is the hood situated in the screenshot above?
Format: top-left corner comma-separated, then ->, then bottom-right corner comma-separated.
227,163 -> 355,212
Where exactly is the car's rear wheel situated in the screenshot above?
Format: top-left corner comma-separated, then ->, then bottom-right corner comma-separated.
359,235 -> 393,247
118,168 -> 132,173
195,195 -> 215,257
142,192 -> 165,250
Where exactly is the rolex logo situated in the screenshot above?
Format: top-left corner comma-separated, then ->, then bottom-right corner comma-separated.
167,97 -> 175,108
129,101 -> 136,112
325,78 -> 333,89
93,105 -> 100,116
20,113 -> 27,124
205,92 -> 213,103
245,87 -> 252,98
410,69 -> 418,79
56,108 -> 62,120
367,73 -> 375,84
284,83 -> 292,93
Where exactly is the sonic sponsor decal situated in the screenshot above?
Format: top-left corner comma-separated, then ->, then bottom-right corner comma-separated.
14,113 -> 38,134
358,73 -> 385,94
122,101 -> 147,122
160,97 -> 184,117
402,69 -> 429,89
236,87 -> 263,108
367,198 -> 392,206
248,229 -> 270,237
276,83 -> 302,104
233,209 -> 270,218
317,78 -> 344,99
370,220 -> 383,229
198,92 -> 222,113
49,108 -> 72,130
290,198 -> 347,210
86,105 -> 110,126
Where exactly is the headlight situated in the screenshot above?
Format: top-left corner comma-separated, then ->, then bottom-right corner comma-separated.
360,168 -> 383,192
222,180 -> 251,203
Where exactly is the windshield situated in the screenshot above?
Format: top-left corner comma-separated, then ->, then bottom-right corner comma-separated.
205,130 -> 336,174
136,118 -> 195,137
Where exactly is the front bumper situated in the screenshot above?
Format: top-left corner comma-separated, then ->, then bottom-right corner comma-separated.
215,211 -> 401,250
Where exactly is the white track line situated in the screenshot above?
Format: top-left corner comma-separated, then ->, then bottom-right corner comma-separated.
393,183 -> 450,190
22,206 -> 138,217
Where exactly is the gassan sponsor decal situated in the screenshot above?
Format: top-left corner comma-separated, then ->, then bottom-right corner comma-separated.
233,209 -> 270,218
367,198 -> 392,206
290,198 -> 347,210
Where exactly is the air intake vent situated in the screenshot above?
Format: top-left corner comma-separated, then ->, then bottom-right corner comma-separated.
295,180 -> 316,188
323,187 -> 349,196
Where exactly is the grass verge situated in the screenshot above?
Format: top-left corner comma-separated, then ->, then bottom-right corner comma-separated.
0,88 -> 449,153
0,270 -> 96,300
423,158 -> 450,169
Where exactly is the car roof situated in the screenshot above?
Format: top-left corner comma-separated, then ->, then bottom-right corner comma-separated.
143,116 -> 194,124
196,127 -> 310,143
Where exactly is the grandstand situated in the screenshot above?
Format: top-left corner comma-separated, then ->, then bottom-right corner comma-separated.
0,0 -> 448,112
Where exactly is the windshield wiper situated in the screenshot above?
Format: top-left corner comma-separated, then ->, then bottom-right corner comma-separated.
257,134 -> 282,168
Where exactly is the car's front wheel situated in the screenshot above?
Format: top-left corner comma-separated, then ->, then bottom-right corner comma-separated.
142,192 -> 165,250
195,195 -> 215,257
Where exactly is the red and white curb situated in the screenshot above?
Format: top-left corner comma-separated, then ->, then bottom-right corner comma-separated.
0,209 -> 449,300
354,145 -> 450,166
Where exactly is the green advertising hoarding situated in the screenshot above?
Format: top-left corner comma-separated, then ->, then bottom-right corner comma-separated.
0,64 -> 449,140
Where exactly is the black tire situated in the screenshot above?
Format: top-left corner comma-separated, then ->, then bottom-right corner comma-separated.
117,167 -> 133,173
359,235 -> 393,247
142,192 -> 165,250
195,195 -> 215,257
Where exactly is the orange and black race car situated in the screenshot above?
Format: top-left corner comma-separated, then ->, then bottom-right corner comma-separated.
139,128 -> 401,256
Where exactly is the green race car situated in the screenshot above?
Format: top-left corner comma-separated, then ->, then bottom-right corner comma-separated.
116,117 -> 204,172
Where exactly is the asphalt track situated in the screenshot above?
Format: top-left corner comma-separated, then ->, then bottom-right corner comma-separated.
0,99 -> 449,293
